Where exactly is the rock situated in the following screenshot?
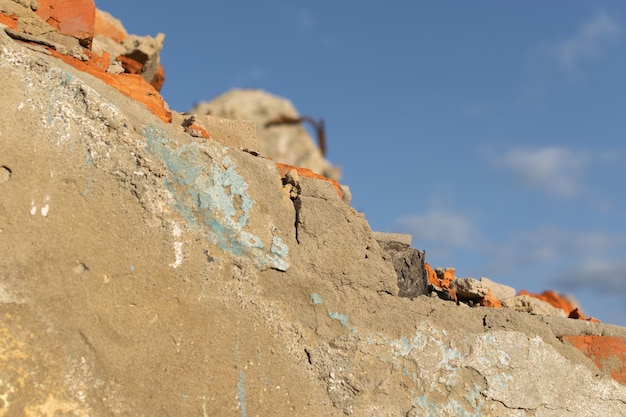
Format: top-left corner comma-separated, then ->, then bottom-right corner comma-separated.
373,233 -> 428,298
502,295 -> 568,318
188,89 -> 341,180
450,277 -> 489,300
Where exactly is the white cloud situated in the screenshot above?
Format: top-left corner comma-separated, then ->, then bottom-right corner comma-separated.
530,10 -> 621,76
494,226 -> 621,264
494,146 -> 590,197
554,257 -> 626,294
296,9 -> 315,35
393,210 -> 483,250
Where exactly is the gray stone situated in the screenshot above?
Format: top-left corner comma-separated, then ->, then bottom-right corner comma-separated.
372,232 -> 427,298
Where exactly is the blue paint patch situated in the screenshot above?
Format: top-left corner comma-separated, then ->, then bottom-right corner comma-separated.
311,293 -> 323,305
327,310 -> 349,327
268,236 -> 289,271
237,370 -> 248,417
141,125 -> 289,271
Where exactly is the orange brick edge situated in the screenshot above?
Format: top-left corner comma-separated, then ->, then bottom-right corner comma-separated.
0,13 -> 19,30
48,48 -> 172,123
275,162 -> 342,198
561,335 -> 626,385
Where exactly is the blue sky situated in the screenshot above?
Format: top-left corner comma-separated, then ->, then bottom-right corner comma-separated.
102,2 -> 626,326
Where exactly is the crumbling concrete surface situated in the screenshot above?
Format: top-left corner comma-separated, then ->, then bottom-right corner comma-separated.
1,8 -> 626,417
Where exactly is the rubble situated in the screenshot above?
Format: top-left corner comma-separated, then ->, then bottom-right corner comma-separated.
0,2 -> 625,415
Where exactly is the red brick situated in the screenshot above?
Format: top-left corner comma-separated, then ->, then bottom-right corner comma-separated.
0,13 -> 19,30
562,335 -> 626,385
48,48 -> 171,123
35,0 -> 95,47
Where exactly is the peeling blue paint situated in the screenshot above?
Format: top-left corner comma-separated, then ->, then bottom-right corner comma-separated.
381,326 -> 525,416
268,236 -> 289,271
237,370 -> 248,417
311,293 -> 323,305
327,310 -> 357,332
141,125 -> 289,270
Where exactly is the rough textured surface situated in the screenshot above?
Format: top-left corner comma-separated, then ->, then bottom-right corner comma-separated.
502,295 -> 568,318
1,5 -> 626,416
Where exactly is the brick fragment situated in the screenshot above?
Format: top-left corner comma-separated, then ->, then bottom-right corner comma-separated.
562,335 -> 626,385
35,0 -> 96,47
276,163 -> 342,197
519,289 -> 597,321
48,48 -> 171,123
0,13 -> 19,30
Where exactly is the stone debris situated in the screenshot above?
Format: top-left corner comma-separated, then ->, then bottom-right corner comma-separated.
1,2 -> 625,415
373,232 -> 428,298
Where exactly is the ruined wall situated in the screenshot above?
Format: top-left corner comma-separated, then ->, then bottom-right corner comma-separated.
1,2 -> 626,416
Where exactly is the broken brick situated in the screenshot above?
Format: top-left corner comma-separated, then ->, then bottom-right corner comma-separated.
35,0 -> 96,47
276,162 -> 342,197
562,335 -> 626,385
184,123 -> 211,139
48,48 -> 172,123
0,13 -> 19,30
479,289 -> 503,308
519,289 -> 597,321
